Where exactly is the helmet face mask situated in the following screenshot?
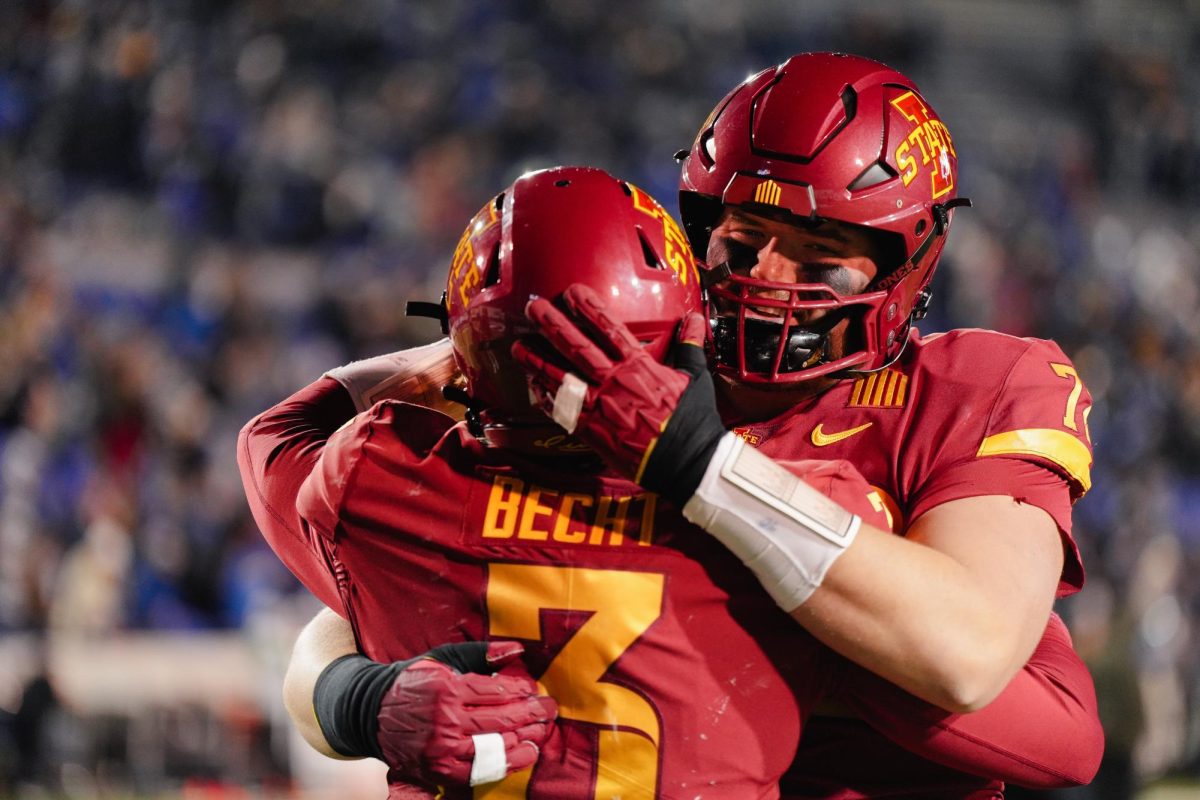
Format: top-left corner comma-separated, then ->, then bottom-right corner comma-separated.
708,273 -> 889,383
679,52 -> 968,383
442,166 -> 704,453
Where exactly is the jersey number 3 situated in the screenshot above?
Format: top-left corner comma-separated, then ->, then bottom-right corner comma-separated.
477,564 -> 665,800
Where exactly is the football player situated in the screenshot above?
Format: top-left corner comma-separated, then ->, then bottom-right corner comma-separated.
513,53 -> 1103,797
245,165 -> 878,797
242,168 -> 1101,797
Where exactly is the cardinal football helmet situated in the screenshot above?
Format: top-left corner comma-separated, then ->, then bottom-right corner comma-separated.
436,166 -> 704,452
679,52 -> 970,383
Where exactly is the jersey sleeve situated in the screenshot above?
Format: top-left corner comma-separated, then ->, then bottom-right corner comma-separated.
240,374 -> 461,616
973,339 -> 1094,501
835,611 -> 1103,788
237,376 -> 356,611
296,400 -> 459,544
911,338 -> 1093,595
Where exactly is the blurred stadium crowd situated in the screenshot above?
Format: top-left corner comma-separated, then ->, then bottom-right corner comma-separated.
1,0 -> 1199,797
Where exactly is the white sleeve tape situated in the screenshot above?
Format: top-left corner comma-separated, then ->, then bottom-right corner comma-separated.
325,338 -> 456,414
682,432 -> 860,612
469,732 -> 508,786
551,372 -> 588,433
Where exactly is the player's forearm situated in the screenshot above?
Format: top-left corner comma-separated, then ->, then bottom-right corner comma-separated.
282,608 -> 363,760
838,612 -> 1103,787
793,502 -> 1061,712
681,436 -> 1061,711
241,342 -> 463,609
325,338 -> 464,418
792,529 -> 1014,710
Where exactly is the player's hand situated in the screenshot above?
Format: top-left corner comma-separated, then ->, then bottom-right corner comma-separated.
372,642 -> 554,786
512,283 -> 725,506
378,641 -> 557,787
312,640 -> 554,789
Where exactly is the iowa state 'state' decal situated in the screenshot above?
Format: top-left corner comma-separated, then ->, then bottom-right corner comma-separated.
890,91 -> 956,200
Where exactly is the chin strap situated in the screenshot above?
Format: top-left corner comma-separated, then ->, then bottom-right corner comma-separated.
405,294 -> 450,334
844,197 -> 972,377
700,261 -> 733,290
441,384 -> 484,437
873,197 -> 973,293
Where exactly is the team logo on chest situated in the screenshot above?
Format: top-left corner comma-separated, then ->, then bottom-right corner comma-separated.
731,426 -> 763,446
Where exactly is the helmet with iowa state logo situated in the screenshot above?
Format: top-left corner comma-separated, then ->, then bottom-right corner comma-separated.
678,52 -> 971,383
438,165 -> 704,453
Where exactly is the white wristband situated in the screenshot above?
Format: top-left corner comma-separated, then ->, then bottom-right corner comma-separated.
682,433 -> 860,612
324,339 -> 459,414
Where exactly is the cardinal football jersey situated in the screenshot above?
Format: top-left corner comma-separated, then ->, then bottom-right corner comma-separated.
297,401 -> 862,800
728,328 -> 1092,597
739,328 -> 1096,799
239,319 -> 1101,800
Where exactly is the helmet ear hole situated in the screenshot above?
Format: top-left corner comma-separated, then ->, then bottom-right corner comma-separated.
848,162 -> 895,191
483,244 -> 502,287
700,131 -> 717,166
637,228 -> 662,270
914,219 -> 927,236
840,86 -> 857,120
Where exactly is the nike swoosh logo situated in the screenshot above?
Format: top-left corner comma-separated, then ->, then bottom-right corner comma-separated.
811,422 -> 873,447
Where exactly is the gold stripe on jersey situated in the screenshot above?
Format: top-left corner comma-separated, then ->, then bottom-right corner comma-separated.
848,369 -> 908,408
976,429 -> 1093,493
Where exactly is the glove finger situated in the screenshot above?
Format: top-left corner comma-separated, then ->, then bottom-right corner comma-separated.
671,311 -> 710,378
461,696 -> 558,735
453,671 -> 545,704
512,337 -> 593,434
561,283 -> 643,361
525,297 -> 613,381
511,338 -> 572,389
505,740 -> 542,774
424,748 -> 473,785
524,373 -> 560,421
469,732 -> 511,786
513,719 -> 554,746
510,339 -> 580,424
